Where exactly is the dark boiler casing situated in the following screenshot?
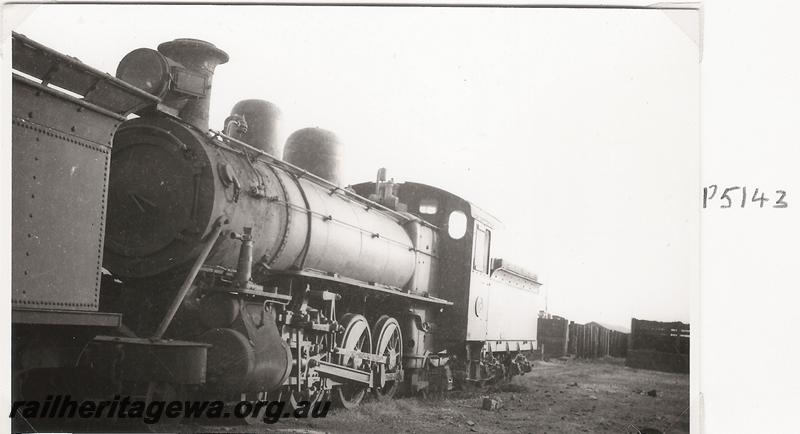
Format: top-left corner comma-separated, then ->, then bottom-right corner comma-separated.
104,116 -> 417,289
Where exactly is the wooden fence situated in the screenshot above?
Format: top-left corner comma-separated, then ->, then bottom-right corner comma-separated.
537,317 -> 628,359
568,322 -> 628,359
625,318 -> 689,373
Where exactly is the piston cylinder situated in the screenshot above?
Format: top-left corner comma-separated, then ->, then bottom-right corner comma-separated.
198,306 -> 292,393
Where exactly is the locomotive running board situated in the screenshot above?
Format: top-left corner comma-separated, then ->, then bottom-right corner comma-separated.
272,270 -> 453,306
13,32 -> 160,116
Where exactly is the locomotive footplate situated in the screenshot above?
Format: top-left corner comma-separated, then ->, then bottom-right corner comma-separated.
13,308 -> 121,327
85,336 -> 209,385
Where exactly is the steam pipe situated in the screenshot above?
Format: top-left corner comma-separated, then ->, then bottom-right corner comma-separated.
232,227 -> 254,287
152,219 -> 224,340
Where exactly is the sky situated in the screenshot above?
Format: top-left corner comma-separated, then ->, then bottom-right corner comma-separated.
7,4 -> 699,328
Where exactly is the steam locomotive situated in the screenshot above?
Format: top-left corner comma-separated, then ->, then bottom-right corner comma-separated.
11,32 -> 543,416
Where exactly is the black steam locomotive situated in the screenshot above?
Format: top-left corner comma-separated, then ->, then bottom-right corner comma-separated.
11,33 -> 543,416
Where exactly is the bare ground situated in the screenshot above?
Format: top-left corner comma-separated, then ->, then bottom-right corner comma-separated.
183,357 -> 690,434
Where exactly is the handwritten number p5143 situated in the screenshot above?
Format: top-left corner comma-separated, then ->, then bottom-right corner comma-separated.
703,185 -> 788,209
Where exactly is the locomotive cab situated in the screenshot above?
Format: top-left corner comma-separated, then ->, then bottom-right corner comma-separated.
352,178 -> 543,382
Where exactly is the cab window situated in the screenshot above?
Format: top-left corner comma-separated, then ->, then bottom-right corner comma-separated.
419,198 -> 438,215
472,223 -> 491,273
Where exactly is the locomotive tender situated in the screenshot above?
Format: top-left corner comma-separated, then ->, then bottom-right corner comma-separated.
11,33 -> 543,412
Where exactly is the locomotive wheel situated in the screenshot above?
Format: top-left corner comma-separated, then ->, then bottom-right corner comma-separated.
333,314 -> 372,409
372,315 -> 403,401
299,332 -> 333,407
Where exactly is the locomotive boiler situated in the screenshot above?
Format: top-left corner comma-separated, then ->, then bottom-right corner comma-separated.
11,33 -> 544,423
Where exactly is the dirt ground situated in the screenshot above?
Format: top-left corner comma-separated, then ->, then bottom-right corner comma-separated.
184,357 -> 689,434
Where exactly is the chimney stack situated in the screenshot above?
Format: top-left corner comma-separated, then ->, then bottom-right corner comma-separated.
156,39 -> 229,131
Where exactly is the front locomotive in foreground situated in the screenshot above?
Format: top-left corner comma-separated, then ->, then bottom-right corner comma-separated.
12,34 -> 543,417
